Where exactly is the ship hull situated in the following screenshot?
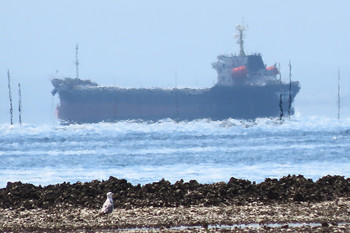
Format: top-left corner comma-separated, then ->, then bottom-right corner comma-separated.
55,82 -> 300,123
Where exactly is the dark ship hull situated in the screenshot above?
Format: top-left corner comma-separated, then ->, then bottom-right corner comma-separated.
52,79 -> 300,124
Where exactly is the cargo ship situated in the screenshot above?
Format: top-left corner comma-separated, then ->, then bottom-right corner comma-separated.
51,25 -> 300,124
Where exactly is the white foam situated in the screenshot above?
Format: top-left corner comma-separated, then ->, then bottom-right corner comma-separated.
1,115 -> 350,187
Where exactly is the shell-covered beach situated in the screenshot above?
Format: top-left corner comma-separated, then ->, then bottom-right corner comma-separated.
1,175 -> 349,232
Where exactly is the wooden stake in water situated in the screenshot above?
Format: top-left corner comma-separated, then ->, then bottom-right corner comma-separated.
337,70 -> 341,120
7,70 -> 13,125
18,83 -> 22,125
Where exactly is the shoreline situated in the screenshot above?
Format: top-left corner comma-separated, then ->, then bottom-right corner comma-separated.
1,199 -> 350,232
1,175 -> 349,232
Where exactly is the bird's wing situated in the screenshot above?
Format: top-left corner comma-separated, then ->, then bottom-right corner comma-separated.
100,200 -> 113,214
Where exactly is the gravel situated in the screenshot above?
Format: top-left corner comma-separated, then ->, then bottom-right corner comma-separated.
0,175 -> 349,232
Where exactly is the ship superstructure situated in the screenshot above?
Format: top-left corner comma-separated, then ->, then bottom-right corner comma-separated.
213,24 -> 280,87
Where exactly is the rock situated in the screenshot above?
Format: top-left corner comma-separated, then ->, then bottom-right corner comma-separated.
0,175 -> 349,210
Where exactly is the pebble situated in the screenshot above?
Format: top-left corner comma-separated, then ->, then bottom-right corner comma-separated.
0,175 -> 349,232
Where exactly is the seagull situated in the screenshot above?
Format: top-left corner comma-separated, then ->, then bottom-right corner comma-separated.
100,192 -> 114,215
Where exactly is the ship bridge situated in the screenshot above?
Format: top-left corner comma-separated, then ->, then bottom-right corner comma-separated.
212,24 -> 279,87
212,54 -> 272,86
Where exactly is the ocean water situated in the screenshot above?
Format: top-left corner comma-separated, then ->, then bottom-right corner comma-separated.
0,116 -> 350,188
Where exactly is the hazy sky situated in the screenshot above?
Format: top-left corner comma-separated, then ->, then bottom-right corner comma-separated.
1,0 -> 349,124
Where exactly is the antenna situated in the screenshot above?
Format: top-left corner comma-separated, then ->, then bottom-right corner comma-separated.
7,70 -> 13,125
18,83 -> 22,125
288,60 -> 292,118
75,43 -> 79,79
234,24 -> 246,56
337,70 -> 341,120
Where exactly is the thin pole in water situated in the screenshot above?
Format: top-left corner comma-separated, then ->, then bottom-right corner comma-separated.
337,70 -> 340,120
7,70 -> 13,125
75,43 -> 79,79
278,64 -> 283,121
288,60 -> 292,118
18,83 -> 22,125
175,69 -> 179,121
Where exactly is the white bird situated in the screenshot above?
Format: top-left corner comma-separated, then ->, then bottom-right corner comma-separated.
100,192 -> 114,215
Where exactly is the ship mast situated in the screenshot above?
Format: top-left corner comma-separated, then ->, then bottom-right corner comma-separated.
235,24 -> 246,56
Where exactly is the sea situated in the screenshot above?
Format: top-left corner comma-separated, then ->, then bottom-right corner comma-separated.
1,116 -> 350,188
